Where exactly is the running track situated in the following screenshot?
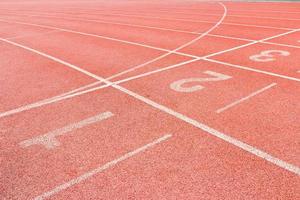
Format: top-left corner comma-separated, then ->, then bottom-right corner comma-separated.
0,0 -> 300,199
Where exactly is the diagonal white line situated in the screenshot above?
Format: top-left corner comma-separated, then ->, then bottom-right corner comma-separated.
216,83 -> 277,113
1,29 -> 299,178
34,134 -> 172,200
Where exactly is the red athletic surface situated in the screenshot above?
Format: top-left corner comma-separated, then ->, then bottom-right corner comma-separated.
0,1 -> 299,200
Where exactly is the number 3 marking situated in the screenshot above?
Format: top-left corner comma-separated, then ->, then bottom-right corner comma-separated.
249,50 -> 290,62
170,70 -> 232,93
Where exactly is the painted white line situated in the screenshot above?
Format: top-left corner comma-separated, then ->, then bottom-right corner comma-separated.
69,12 -> 294,30
204,28 -> 300,58
19,111 -> 114,149
34,134 -> 172,199
0,81 -> 104,118
262,41 -> 300,49
204,58 -> 300,82
216,83 -> 277,113
104,2 -> 226,82
1,27 -> 299,118
0,18 -> 197,59
0,38 -> 111,82
4,30 -> 61,40
12,12 -> 300,51
0,58 -> 198,119
0,1 -> 225,118
2,32 -> 299,176
49,7 -> 300,21
112,84 -> 300,176
2,9 -> 294,31
7,12 -> 300,51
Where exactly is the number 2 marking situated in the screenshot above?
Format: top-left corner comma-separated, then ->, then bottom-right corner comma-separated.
170,70 -> 232,93
249,50 -> 290,62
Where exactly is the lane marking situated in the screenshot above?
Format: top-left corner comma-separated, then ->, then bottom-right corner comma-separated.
0,1 -> 226,81
204,58 -> 300,82
48,7 -> 300,21
102,2 -> 226,83
4,29 -> 61,40
1,32 -> 299,176
0,28 -> 299,118
0,18 -> 197,59
0,81 -> 103,118
216,83 -> 277,113
112,84 -> 300,176
1,9 -> 294,31
0,58 -> 199,119
3,12 -> 300,50
262,41 -> 300,50
19,112 -> 114,149
34,134 -> 172,199
170,70 -> 232,93
3,5 -> 300,14
0,1 -> 226,118
204,28 -> 300,58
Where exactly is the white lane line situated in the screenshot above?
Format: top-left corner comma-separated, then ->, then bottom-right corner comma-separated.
4,29 -> 61,40
262,41 -> 300,49
204,58 -> 300,82
48,7 -> 300,21
19,112 -> 114,149
204,28 -> 300,58
0,58 -> 198,119
0,18 -> 197,59
103,2 -> 226,82
68,12 -> 295,31
216,83 -> 277,113
1,27 -> 299,118
0,81 -> 103,118
2,33 -> 300,176
6,12 -> 300,51
2,9 -> 294,31
0,2 -> 225,118
34,134 -> 172,199
112,84 -> 300,176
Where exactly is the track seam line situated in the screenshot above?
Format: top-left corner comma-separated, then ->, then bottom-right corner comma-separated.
0,32 -> 299,178
216,83 -> 277,113
34,134 -> 172,200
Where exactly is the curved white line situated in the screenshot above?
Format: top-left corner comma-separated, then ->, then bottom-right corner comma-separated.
0,3 -> 227,118
103,2 -> 227,81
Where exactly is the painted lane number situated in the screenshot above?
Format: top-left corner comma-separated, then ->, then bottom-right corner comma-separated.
170,70 -> 232,93
249,50 -> 290,62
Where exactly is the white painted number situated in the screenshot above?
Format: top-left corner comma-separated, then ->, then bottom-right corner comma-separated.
170,70 -> 232,93
19,111 -> 114,149
249,50 -> 290,62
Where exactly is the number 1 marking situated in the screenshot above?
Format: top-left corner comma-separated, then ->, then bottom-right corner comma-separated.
170,70 -> 232,93
19,111 -> 114,149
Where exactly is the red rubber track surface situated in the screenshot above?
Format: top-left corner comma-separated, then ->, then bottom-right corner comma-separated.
0,1 -> 299,200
